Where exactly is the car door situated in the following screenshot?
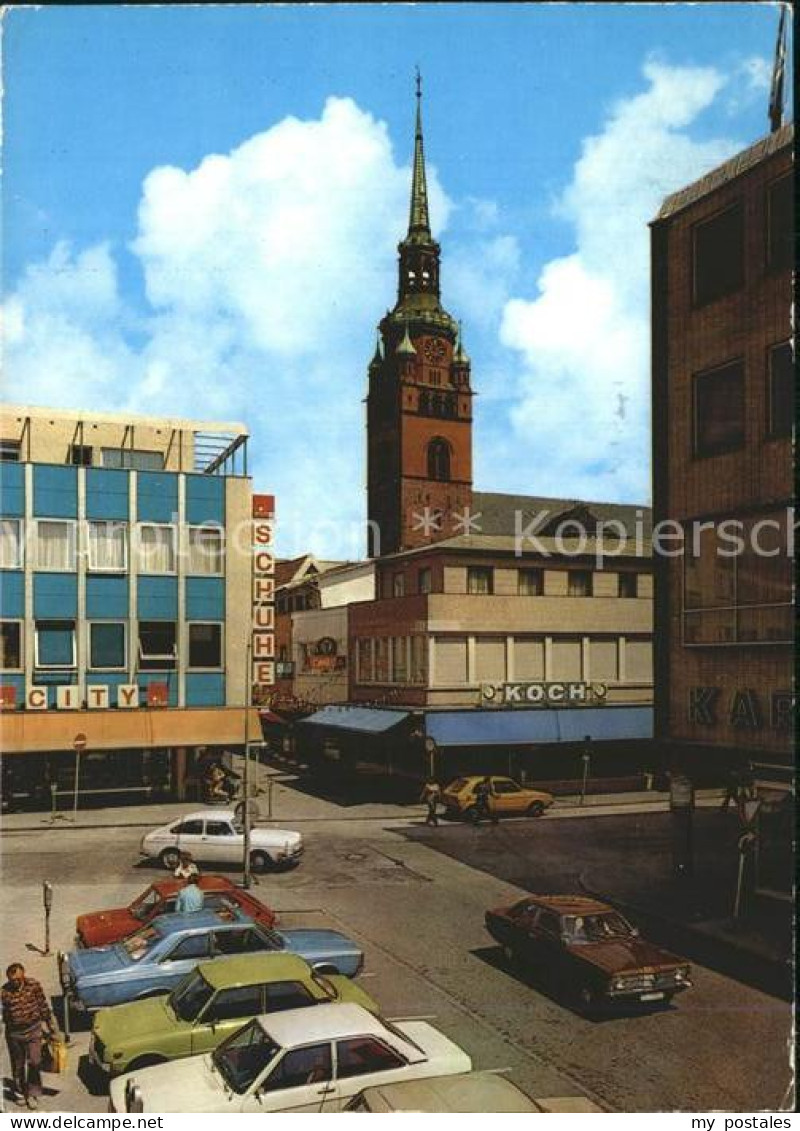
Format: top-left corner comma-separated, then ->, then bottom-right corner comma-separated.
173,819 -> 205,860
191,984 -> 264,1056
527,909 -> 567,974
202,819 -> 238,864
492,778 -> 524,815
332,1036 -> 409,1108
156,932 -> 213,991
250,1041 -> 336,1112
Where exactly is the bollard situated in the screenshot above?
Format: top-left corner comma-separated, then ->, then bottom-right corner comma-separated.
43,881 -> 53,955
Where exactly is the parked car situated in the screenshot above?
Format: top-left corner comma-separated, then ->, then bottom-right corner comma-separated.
59,906 -> 365,1011
76,877 -> 277,948
485,894 -> 692,1012
90,952 -> 379,1077
344,1072 -> 540,1111
110,1002 -> 472,1113
139,810 -> 302,872
441,776 -> 553,821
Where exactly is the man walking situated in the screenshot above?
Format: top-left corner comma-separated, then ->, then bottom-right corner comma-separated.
1,963 -> 56,1109
420,778 -> 442,827
473,777 -> 498,825
175,874 -> 205,914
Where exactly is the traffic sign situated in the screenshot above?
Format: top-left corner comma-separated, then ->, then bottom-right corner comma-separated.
73,733 -> 87,752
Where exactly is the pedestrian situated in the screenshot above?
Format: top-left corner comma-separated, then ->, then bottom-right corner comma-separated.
420,778 -> 442,827
1,963 -> 57,1109
173,851 -> 199,880
473,777 -> 498,825
720,767 -> 741,814
175,874 -> 205,915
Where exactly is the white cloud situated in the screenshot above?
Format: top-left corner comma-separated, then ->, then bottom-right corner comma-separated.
499,60 -> 741,504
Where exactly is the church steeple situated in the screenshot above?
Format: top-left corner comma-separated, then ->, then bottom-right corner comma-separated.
407,69 -> 432,242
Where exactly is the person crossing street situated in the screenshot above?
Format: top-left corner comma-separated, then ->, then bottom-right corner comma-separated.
420,778 -> 442,827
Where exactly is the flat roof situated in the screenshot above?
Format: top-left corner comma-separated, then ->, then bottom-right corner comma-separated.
0,402 -> 248,436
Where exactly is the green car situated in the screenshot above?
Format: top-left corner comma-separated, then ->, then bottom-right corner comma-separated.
89,951 -> 379,1077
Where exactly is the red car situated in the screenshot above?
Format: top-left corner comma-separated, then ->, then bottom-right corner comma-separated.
75,876 -> 278,948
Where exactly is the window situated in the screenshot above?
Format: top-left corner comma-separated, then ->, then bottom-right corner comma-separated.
0,622 -> 22,669
264,1043 -> 332,1092
356,638 -> 373,683
188,526 -> 224,575
87,520 -> 127,571
768,342 -> 794,439
391,637 -> 408,683
467,566 -> 493,595
618,573 -> 638,598
265,982 -> 315,1012
392,573 -> 405,597
493,780 -> 520,794
410,635 -> 427,684
35,520 -> 76,571
137,524 -> 176,573
536,911 -> 562,939
766,173 -> 793,272
138,622 -> 177,670
0,519 -> 22,569
418,567 -> 432,594
167,935 -> 211,961
89,622 -> 126,670
0,439 -> 21,463
374,637 -> 389,682
518,568 -> 543,596
102,447 -> 164,471
205,820 -> 234,837
568,570 -> 592,597
693,204 -> 744,306
204,986 -> 263,1023
693,361 -> 745,456
34,621 -> 76,669
213,929 -> 267,956
174,819 -> 204,835
336,1038 -> 404,1079
70,444 -> 93,466
189,623 -> 223,669
427,437 -> 451,481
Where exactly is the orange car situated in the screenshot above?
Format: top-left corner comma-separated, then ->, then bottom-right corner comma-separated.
441,775 -> 553,821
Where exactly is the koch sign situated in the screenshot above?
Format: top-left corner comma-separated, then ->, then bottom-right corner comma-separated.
252,495 -> 276,696
481,681 -> 608,706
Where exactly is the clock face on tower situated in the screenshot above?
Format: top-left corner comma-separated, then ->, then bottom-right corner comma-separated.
423,338 -> 447,364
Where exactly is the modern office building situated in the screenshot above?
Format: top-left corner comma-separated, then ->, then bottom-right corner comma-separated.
0,404 -> 270,810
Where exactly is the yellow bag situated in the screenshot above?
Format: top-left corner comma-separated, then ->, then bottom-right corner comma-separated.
43,1034 -> 67,1074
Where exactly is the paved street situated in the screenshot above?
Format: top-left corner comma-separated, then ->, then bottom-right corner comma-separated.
1,774 -> 793,1113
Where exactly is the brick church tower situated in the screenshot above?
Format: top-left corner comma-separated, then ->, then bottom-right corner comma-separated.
366,78 -> 474,557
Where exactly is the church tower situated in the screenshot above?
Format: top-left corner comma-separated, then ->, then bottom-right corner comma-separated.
366,76 -> 474,557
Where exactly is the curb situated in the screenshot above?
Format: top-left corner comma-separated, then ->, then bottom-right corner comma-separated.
578,873 -> 792,1002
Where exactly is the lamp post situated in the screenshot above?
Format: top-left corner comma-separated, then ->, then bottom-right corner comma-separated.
242,637 -> 252,890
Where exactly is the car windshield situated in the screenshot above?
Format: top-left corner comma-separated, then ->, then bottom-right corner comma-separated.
213,1020 -> 280,1095
121,925 -> 161,961
563,912 -> 634,942
130,888 -> 161,920
170,970 -> 215,1022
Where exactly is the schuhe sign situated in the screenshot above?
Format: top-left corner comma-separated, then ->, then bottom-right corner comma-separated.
481,681 -> 608,707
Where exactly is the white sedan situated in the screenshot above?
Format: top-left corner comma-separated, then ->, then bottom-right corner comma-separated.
111,1002 -> 472,1113
139,810 -> 303,873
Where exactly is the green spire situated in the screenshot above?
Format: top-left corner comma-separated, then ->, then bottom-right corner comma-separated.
396,321 -> 417,356
407,68 -> 432,240
454,321 -> 470,364
370,333 -> 384,367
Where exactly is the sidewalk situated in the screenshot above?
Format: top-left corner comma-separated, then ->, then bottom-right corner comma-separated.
579,808 -> 793,1001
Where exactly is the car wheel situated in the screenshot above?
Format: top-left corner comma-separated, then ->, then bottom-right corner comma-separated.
527,801 -> 545,817
126,1055 -> 166,1073
250,850 -> 272,873
159,847 -> 181,871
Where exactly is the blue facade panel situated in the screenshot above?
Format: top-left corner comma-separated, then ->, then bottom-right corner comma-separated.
0,464 -> 25,517
137,472 -> 178,523
424,706 -> 654,747
0,571 -> 25,618
138,576 -> 178,620
86,469 -> 130,520
86,576 -> 129,620
185,673 -> 226,707
185,475 -> 226,525
137,673 -> 179,707
33,466 -> 78,518
33,573 -> 78,619
186,577 -> 225,621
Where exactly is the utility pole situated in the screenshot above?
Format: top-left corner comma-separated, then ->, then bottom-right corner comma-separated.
243,636 -> 252,889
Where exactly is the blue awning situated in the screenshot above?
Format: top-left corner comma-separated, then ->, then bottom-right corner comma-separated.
425,706 -> 653,747
297,706 -> 410,735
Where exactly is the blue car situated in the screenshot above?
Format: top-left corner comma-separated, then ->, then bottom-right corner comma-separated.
58,905 -> 364,1011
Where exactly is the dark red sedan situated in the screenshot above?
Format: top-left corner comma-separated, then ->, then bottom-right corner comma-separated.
75,876 -> 277,948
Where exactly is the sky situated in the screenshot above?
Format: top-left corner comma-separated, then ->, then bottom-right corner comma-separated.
2,3 -> 793,557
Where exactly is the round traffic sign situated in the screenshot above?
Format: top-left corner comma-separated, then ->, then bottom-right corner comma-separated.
73,733 -> 87,752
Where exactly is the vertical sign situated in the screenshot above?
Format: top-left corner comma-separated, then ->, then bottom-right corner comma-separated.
252,495 -> 276,699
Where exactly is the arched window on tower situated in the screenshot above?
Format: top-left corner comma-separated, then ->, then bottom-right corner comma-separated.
427,438 -> 451,482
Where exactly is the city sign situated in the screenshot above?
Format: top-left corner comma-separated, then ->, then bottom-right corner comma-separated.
481,681 -> 608,706
24,685 -> 142,710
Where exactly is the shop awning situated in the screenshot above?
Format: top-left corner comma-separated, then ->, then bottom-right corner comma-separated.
297,706 -> 410,735
425,706 -> 653,747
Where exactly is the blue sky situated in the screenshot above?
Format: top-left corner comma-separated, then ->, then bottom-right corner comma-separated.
3,4 -> 792,556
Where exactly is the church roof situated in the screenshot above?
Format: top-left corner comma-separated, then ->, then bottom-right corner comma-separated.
472,491 -> 652,540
